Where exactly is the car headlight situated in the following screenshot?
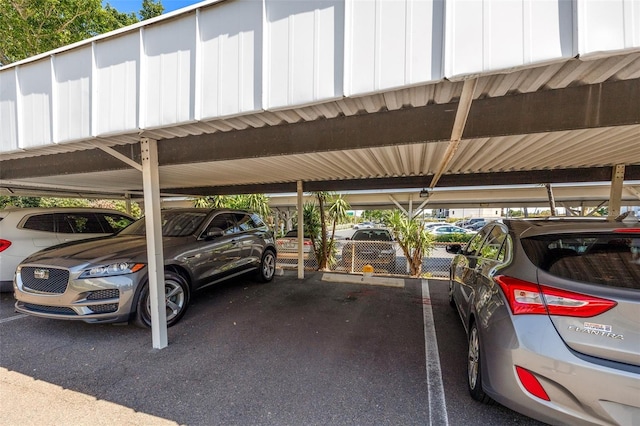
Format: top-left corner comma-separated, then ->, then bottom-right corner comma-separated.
79,262 -> 145,278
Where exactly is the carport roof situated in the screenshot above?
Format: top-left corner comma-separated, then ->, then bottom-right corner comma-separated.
2,61 -> 639,198
1,1 -> 639,198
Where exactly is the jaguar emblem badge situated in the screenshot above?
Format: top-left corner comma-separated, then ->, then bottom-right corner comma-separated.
34,269 -> 50,280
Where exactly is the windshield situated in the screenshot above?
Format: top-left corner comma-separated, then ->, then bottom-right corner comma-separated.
120,211 -> 208,237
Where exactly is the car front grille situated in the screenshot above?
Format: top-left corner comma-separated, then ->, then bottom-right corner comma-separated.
23,303 -> 76,315
87,289 -> 119,300
88,303 -> 118,314
21,267 -> 69,294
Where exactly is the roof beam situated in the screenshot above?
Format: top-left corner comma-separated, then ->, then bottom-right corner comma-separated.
429,78 -> 477,189
163,166 -> 640,196
2,79 -> 638,181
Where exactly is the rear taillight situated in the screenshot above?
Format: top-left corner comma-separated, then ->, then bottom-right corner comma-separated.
303,240 -> 313,246
494,275 -> 617,317
515,366 -> 550,401
614,228 -> 640,233
0,239 -> 11,252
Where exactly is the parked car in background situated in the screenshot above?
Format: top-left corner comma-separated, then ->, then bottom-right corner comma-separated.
13,208 -> 276,327
424,222 -> 450,229
276,229 -> 315,262
342,228 -> 396,272
0,207 -> 135,292
353,221 -> 374,229
446,218 -> 640,425
429,225 -> 475,236
464,221 -> 487,231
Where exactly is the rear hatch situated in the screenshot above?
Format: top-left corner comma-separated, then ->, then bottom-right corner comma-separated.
521,227 -> 640,367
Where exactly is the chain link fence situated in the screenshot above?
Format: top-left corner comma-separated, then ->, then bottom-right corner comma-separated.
277,240 -> 467,279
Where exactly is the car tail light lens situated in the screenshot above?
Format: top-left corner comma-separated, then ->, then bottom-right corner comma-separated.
515,366 -> 550,401
614,228 -> 640,233
303,240 -> 313,246
0,239 -> 11,252
494,275 -> 617,317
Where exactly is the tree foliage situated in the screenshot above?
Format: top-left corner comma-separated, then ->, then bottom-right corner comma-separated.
361,210 -> 386,223
0,196 -> 141,217
139,0 -> 164,20
193,195 -> 271,219
0,0 -> 163,66
386,210 -> 434,277
0,196 -> 41,209
303,193 -> 350,270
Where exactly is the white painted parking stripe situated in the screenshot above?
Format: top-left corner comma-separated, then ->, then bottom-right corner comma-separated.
0,314 -> 28,324
422,280 -> 449,426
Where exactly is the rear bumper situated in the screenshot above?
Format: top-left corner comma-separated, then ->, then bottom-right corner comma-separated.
481,313 -> 640,426
276,251 -> 312,260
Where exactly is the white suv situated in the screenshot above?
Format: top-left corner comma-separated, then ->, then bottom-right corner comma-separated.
0,208 -> 135,291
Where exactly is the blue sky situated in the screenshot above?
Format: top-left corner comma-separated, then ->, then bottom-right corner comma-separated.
104,0 -> 202,15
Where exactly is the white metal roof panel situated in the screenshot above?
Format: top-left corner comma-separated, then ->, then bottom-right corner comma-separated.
579,0 -> 640,57
3,0 -> 638,155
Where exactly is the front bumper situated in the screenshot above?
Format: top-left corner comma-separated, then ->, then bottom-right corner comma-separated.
14,263 -> 142,324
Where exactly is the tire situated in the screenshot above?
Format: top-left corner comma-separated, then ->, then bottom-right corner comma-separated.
467,322 -> 492,403
134,271 -> 190,328
257,250 -> 276,283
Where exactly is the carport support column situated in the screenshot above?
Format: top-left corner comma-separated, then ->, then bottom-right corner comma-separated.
608,165 -> 625,220
141,138 -> 168,349
297,181 -> 304,279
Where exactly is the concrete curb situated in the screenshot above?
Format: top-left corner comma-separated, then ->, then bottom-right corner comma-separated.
321,272 -> 405,288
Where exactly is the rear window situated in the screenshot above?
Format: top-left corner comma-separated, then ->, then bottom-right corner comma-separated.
521,233 -> 640,289
352,230 -> 392,241
22,214 -> 55,232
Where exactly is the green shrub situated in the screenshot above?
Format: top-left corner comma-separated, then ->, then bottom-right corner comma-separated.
435,233 -> 474,243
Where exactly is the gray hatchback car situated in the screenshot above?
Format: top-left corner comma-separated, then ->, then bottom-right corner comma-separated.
447,217 -> 639,425
14,208 -> 276,327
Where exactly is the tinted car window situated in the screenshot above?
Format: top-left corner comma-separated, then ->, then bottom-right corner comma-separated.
100,213 -> 134,233
56,213 -> 105,234
235,214 -> 256,232
352,230 -> 392,241
478,225 -> 507,260
250,213 -> 269,231
464,227 -> 490,256
522,233 -> 640,289
207,213 -> 238,235
22,214 -> 56,232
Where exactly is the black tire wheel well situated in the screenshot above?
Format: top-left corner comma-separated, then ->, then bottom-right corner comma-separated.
133,269 -> 191,328
467,319 -> 494,405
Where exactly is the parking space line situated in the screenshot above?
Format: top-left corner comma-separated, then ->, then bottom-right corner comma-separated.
0,314 -> 28,324
422,280 -> 449,426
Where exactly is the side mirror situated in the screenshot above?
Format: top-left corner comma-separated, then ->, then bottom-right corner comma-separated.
446,244 -> 462,254
205,228 -> 224,239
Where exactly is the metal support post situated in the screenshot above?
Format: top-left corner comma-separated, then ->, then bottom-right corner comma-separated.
608,165 -> 625,220
141,138 -> 168,349
297,181 -> 304,279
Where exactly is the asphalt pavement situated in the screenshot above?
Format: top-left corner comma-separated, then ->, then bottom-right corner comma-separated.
0,271 -> 544,425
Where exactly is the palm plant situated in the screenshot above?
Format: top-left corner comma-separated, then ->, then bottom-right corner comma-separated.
386,210 -> 434,277
303,193 -> 350,270
193,195 -> 229,209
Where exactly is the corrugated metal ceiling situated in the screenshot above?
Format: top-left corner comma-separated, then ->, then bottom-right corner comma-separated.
2,53 -> 640,195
